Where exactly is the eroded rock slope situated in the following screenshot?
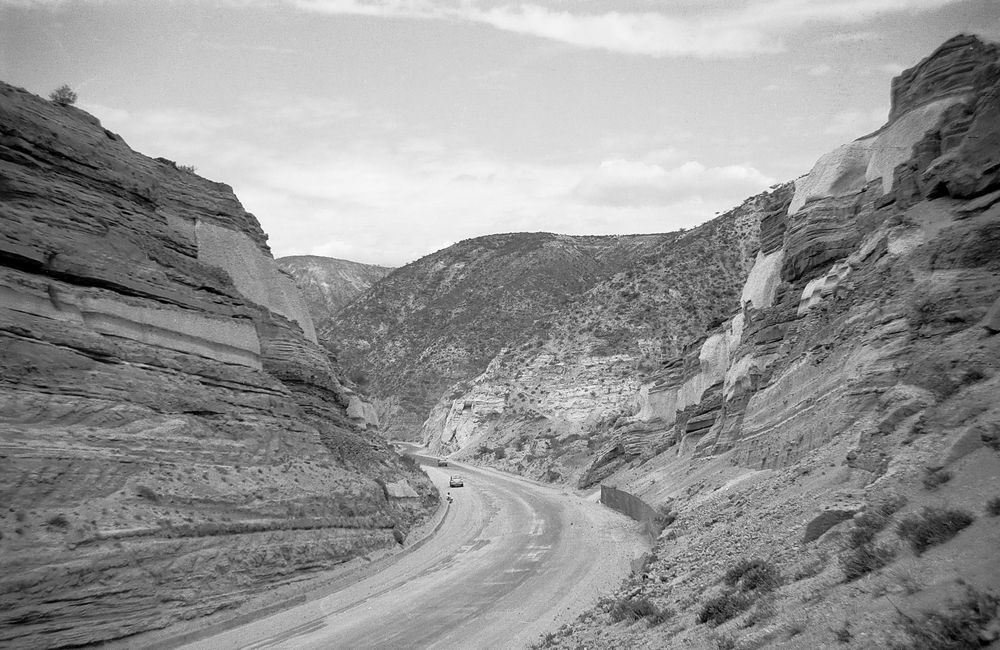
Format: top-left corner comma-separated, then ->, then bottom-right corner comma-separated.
420,187 -> 793,484
329,232 -> 677,438
0,83 -> 434,648
539,33 -> 1000,650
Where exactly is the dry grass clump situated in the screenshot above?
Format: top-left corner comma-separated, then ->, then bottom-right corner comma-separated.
896,506 -> 975,555
922,467 -> 953,491
609,596 -> 672,625
840,542 -> 897,582
891,587 -> 999,650
698,558 -> 782,626
839,498 -> 907,581
46,513 -> 70,529
724,558 -> 783,592
698,591 -> 754,626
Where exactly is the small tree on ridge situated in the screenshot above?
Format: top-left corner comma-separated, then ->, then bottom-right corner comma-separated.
49,84 -> 77,106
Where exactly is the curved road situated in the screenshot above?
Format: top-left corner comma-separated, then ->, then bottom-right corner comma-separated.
183,456 -> 644,650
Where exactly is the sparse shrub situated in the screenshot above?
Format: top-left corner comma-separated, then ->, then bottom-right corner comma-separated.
793,556 -> 826,581
840,542 -> 897,581
698,590 -> 753,625
742,597 -> 777,628
723,558 -> 782,593
46,514 -> 70,529
178,164 -> 197,173
833,621 -> 852,643
848,496 -> 907,547
891,587 -> 999,650
786,621 -> 806,638
609,596 -> 658,623
49,84 -> 77,105
648,606 -> 674,626
922,468 -> 953,491
493,447 -> 506,460
986,496 -> 1000,517
897,506 -> 975,555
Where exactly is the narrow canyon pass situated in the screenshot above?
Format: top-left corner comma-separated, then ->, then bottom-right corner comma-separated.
0,83 -> 435,648
1,28 -> 999,650
296,34 -> 1000,648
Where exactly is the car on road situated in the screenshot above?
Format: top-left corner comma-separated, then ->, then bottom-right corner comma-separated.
449,475 -> 464,487
437,458 -> 448,467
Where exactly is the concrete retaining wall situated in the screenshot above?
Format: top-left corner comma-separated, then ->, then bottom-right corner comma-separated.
601,484 -> 663,543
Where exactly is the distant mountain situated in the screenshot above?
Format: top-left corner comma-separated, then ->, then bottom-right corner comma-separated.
326,232 -> 676,437
277,255 -> 393,324
419,186 -> 793,483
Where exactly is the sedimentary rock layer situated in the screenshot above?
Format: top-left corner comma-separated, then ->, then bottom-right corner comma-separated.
0,82 -> 434,648
584,34 -> 1000,480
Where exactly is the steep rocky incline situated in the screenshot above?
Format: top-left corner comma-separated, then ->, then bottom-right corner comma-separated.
276,255 -> 393,329
0,83 -> 434,648
328,232 -> 674,437
420,186 -> 793,484
540,34 -> 1000,650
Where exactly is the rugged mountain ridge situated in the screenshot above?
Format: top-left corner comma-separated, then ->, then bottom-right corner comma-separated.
328,231 -> 677,437
0,83 -> 434,648
276,255 -> 393,329
420,186 -> 793,484
538,33 -> 1000,649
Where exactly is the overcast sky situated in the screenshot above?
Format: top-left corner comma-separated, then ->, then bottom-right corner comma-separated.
3,1 -> 998,266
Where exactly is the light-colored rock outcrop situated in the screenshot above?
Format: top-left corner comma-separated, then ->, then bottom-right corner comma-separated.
581,33 -> 1000,480
537,37 -> 1000,648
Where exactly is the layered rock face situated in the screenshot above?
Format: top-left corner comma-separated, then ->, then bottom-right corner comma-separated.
582,34 -> 1000,483
0,83 -> 434,648
539,36 -> 1000,650
420,187 -> 792,484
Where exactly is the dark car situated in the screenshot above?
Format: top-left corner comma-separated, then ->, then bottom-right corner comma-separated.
449,475 -> 464,488
437,458 -> 448,467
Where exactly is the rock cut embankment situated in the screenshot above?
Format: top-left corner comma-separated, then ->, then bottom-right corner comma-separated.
0,83 -> 434,648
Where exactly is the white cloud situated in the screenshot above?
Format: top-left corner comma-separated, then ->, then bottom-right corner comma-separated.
573,158 -> 775,208
273,0 -> 962,58
89,101 -> 775,265
879,62 -> 908,75
823,107 -> 886,135
11,0 -> 964,57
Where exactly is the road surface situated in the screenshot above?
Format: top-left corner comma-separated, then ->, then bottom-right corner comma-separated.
182,457 -> 644,649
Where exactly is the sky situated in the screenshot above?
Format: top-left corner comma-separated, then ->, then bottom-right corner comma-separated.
2,1 -> 999,266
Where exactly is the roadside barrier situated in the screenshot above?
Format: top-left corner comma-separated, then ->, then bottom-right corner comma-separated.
600,484 -> 664,544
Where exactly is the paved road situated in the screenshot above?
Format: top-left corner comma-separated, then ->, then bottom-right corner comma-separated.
184,457 -> 643,650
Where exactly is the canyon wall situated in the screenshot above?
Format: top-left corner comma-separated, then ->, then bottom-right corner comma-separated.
0,83 -> 434,648
421,186 -> 792,485
581,33 -> 1000,485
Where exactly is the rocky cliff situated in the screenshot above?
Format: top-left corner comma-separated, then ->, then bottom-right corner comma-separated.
276,254 -> 393,327
583,33 -> 1000,482
0,83 -> 434,648
540,34 -> 1000,650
